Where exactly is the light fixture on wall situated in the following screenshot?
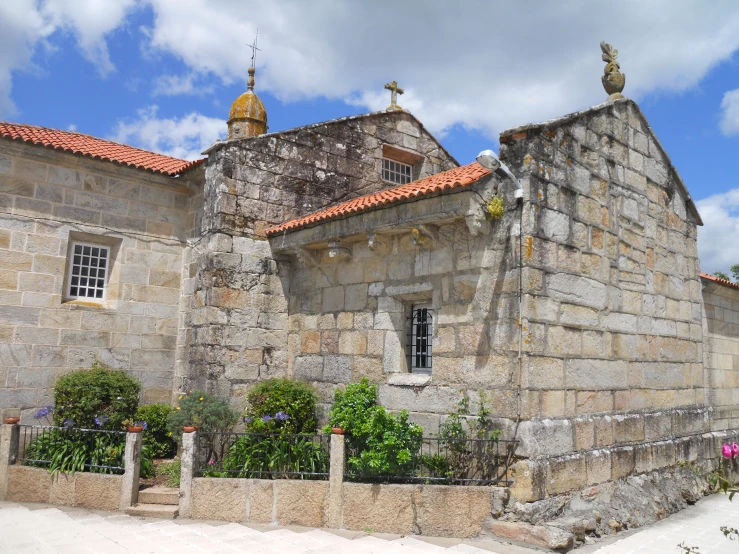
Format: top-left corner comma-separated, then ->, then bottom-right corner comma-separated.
476,149 -> 524,200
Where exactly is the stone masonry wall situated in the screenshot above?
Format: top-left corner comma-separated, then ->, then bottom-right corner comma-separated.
496,99 -> 705,455
286,209 -> 521,428
701,278 -> 739,430
0,141 -> 202,418
187,111 -> 458,406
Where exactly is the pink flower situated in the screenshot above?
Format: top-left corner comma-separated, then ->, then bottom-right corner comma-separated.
722,443 -> 732,458
732,442 -> 739,459
208,456 -> 215,466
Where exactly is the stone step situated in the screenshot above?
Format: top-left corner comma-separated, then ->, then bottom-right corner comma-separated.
125,503 -> 179,519
138,485 -> 180,505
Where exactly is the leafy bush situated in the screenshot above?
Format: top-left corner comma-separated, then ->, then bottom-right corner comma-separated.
158,458 -> 181,488
167,390 -> 239,438
244,379 -> 318,434
136,403 -> 176,458
325,379 -> 423,477
53,362 -> 140,430
23,427 -> 153,477
216,435 -> 328,479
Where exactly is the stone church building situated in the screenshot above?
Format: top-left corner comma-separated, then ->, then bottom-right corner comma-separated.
1,57 -> 739,523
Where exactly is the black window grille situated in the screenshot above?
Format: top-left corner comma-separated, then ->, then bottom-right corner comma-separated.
407,305 -> 433,373
67,242 -> 109,300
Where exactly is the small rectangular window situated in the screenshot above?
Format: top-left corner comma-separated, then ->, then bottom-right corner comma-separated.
407,305 -> 433,373
67,241 -> 109,301
382,158 -> 413,185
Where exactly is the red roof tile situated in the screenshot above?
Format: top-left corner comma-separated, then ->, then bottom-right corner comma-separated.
266,162 -> 491,236
700,272 -> 739,291
0,122 -> 204,176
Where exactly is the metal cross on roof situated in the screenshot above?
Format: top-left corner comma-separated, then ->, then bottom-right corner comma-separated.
384,80 -> 404,111
248,30 -> 261,69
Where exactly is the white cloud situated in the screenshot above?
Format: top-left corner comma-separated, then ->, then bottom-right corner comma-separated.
152,73 -> 214,96
139,0 -> 739,138
0,0 -> 137,118
720,89 -> 739,135
67,123 -> 77,131
111,105 -> 225,160
697,190 -> 739,273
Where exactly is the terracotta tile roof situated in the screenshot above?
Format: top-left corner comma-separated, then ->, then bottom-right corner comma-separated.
266,162 -> 491,236
700,272 -> 739,291
0,122 -> 205,176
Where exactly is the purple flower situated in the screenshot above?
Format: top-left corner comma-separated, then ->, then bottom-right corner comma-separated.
135,421 -> 148,431
275,412 -> 290,421
243,417 -> 253,424
94,415 -> 109,427
63,419 -> 75,428
34,406 -> 52,419
261,415 -> 273,422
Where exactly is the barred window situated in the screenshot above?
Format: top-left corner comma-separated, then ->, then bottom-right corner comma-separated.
407,305 -> 433,373
67,242 -> 109,300
382,158 -> 412,185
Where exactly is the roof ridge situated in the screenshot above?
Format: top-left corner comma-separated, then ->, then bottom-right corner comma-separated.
700,272 -> 739,291
266,161 -> 490,237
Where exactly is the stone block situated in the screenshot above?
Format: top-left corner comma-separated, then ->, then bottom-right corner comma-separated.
75,473 -> 122,511
486,521 -> 574,551
586,449 -> 612,485
522,356 -> 564,389
345,283 -> 368,311
293,355 -> 323,381
192,478 -> 246,522
546,273 -> 607,310
613,414 -> 645,443
341,483 -> 415,534
565,359 -> 628,390
7,466 -> 50,503
353,356 -> 383,382
323,355 -> 352,382
547,326 -> 581,356
414,485 -> 491,538
246,479 -> 273,523
611,447 -> 635,479
338,331 -> 366,355
540,208 -> 569,242
301,331 -> 320,354
322,286 -> 345,312
378,384 -> 461,414
275,481 -> 328,527
546,455 -> 587,495
50,472 -> 75,505
517,419 -> 574,457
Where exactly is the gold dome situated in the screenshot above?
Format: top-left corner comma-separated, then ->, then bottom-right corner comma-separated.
227,67 -> 268,139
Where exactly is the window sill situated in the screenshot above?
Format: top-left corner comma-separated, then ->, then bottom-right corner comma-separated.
62,299 -> 110,311
387,373 -> 431,387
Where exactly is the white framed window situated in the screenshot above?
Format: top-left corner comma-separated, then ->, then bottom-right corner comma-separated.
382,158 -> 413,185
66,242 -> 110,301
407,304 -> 433,373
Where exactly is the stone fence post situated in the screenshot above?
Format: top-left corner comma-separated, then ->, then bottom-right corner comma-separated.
0,422 -> 20,500
119,431 -> 142,511
179,431 -> 196,518
328,433 -> 345,528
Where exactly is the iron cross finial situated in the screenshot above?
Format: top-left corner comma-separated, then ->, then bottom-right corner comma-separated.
384,80 -> 404,111
247,30 -> 261,91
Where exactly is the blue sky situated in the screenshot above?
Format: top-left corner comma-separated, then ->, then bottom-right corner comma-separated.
3,1 -> 739,272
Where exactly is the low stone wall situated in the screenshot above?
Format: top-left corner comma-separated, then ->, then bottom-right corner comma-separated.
6,466 -> 122,511
189,476 -> 499,538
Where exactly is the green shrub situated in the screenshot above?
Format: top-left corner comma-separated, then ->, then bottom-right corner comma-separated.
218,434 -> 328,479
136,403 -> 176,458
325,379 -> 423,477
244,379 -> 318,434
53,362 -> 140,430
23,427 -> 153,477
166,390 -> 238,438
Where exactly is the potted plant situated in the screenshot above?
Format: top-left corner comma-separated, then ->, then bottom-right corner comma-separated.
122,419 -> 147,433
183,425 -> 197,433
331,427 -> 346,435
3,417 -> 20,425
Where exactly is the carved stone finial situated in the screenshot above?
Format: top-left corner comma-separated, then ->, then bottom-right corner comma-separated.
601,41 -> 626,100
384,80 -> 404,111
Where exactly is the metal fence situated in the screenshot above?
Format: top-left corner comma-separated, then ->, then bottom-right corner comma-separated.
344,436 -> 518,486
17,425 -> 126,474
195,432 -> 330,479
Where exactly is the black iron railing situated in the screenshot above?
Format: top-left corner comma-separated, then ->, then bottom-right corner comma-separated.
195,432 -> 330,479
344,436 -> 517,486
18,425 -> 126,474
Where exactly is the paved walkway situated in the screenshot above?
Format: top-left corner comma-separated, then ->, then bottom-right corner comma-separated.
0,493 -> 737,553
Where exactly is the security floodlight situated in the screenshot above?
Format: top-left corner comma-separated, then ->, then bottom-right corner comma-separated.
476,149 -> 524,200
476,149 -> 502,171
